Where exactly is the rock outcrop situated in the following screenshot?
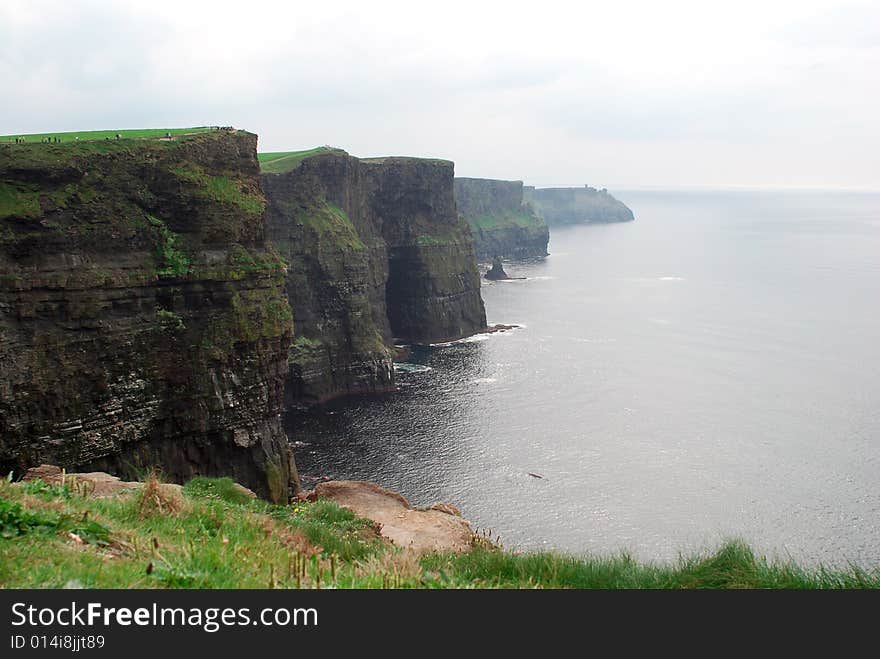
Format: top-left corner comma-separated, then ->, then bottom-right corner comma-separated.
524,185 -> 634,225
263,150 -> 486,405
0,131 -> 298,501
454,177 -> 549,260
307,480 -> 473,554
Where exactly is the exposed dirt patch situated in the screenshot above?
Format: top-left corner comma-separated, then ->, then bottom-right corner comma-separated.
307,480 -> 473,555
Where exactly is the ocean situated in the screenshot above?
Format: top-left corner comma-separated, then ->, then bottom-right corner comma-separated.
288,189 -> 880,567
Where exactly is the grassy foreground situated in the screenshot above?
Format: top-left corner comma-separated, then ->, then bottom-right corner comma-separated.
0,476 -> 876,589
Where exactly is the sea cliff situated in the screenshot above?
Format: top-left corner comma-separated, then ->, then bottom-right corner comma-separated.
524,185 -> 634,225
263,149 -> 486,405
454,177 -> 549,260
0,131 -> 297,501
0,134 -> 490,497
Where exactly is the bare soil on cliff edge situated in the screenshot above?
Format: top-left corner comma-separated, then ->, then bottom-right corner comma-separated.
305,480 -> 473,554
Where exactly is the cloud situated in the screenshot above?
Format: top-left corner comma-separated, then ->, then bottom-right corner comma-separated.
1,0 -> 878,188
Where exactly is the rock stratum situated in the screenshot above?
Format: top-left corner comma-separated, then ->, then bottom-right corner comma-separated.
0,131 -> 298,501
454,177 -> 549,260
524,185 -> 634,225
0,133 -> 488,497
263,150 -> 486,405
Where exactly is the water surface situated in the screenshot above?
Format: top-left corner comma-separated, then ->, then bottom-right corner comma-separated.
289,190 -> 880,567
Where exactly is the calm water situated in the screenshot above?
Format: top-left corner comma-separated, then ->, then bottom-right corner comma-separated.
288,190 -> 880,567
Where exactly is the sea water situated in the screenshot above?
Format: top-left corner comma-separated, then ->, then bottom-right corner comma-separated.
288,189 -> 880,567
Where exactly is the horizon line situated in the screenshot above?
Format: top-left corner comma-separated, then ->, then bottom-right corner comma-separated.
529,183 -> 880,193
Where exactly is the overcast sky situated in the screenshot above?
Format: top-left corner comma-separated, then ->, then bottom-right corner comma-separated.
1,0 -> 878,189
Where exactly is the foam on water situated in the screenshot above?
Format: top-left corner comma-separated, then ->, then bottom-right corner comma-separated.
393,362 -> 432,374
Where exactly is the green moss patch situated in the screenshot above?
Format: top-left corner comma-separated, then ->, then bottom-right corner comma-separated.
170,164 -> 265,216
146,214 -> 191,278
288,335 -> 324,363
285,200 -> 366,252
0,181 -> 94,221
467,208 -> 546,231
0,181 -> 42,219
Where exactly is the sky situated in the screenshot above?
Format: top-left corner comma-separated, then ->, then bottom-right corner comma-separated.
1,0 -> 878,189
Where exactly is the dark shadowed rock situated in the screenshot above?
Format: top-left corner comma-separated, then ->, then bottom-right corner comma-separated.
263,150 -> 487,405
484,256 -> 510,280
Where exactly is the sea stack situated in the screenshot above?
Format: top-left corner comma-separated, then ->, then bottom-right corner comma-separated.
484,256 -> 510,280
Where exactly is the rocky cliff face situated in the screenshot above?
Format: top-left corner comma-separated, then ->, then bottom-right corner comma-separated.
364,158 -> 486,343
263,154 -> 393,406
454,177 -> 549,260
0,131 -> 298,501
264,151 -> 486,404
524,185 -> 634,225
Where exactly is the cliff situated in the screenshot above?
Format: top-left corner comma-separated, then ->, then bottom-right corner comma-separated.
263,150 -> 486,405
0,131 -> 298,501
524,185 -> 634,225
454,177 -> 549,260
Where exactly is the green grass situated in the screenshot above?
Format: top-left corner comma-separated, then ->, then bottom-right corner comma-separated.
0,476 -> 383,589
274,199 -> 366,252
0,497 -> 62,539
183,477 -> 257,506
466,208 -> 546,231
1,476 -> 877,589
289,335 -> 324,363
258,147 -> 345,174
424,540 -> 878,589
0,181 -> 90,221
170,163 -> 265,216
0,127 -> 216,144
0,181 -> 42,219
146,214 -> 191,278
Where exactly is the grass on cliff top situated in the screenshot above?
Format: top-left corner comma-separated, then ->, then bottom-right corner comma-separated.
1,475 -> 877,589
258,146 -> 346,174
0,127 -> 215,144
